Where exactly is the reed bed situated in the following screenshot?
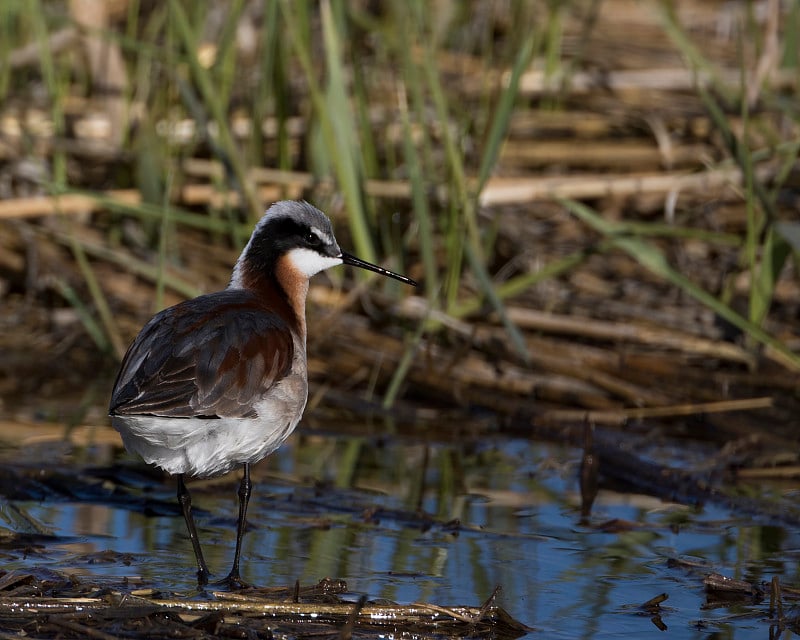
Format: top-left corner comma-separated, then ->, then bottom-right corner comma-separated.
0,0 -> 799,512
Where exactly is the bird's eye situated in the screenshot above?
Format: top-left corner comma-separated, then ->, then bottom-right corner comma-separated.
305,232 -> 322,247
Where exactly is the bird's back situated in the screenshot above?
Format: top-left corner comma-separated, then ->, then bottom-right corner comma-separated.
110,289 -> 308,477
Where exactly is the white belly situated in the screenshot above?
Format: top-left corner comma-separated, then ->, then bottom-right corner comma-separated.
112,379 -> 308,478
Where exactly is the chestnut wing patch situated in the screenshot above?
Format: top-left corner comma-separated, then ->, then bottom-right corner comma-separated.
109,291 -> 294,418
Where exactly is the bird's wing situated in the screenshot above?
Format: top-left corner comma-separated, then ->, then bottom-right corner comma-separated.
109,291 -> 295,418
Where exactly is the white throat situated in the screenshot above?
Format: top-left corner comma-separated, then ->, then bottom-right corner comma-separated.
286,248 -> 343,277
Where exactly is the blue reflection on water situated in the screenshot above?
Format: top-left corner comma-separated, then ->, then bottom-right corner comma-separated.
3,433 -> 796,639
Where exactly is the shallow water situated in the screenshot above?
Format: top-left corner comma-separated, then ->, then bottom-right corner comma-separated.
1,425 -> 798,638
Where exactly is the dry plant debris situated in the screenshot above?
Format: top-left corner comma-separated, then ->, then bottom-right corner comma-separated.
0,572 -> 530,639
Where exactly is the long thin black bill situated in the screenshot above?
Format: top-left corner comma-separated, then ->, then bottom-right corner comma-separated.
340,252 -> 417,286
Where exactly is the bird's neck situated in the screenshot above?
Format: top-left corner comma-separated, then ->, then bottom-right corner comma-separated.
274,254 -> 309,340
229,257 -> 307,342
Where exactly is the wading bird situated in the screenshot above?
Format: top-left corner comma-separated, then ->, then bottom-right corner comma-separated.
109,201 -> 416,588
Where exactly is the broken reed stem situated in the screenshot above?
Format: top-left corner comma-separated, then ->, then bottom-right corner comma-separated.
391,295 -> 755,366
0,163 -> 777,220
0,595 -> 518,630
540,397 -> 774,425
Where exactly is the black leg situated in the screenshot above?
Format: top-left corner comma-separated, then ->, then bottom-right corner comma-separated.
225,463 -> 252,589
177,474 -> 210,587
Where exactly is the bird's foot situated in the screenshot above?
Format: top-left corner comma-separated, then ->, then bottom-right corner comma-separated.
213,572 -> 251,590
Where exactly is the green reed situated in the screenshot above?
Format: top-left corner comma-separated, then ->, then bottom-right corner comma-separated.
3,0 -> 799,388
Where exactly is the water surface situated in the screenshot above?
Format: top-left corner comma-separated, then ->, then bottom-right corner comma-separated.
0,424 -> 796,638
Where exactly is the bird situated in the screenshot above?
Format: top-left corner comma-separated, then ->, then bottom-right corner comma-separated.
109,200 -> 416,588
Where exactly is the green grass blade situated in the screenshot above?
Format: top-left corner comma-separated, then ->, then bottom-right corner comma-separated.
382,317 -> 425,410
30,0 -> 66,186
279,0 -> 376,264
775,221 -> 800,254
168,0 -> 262,220
476,27 -> 538,193
319,0 -> 373,262
658,1 -> 733,103
212,0 -> 246,109
63,187 -> 249,235
449,245 -> 598,320
53,279 -> 111,354
64,219 -> 126,358
398,83 -> 438,300
155,168 -> 177,312
750,224 -> 791,328
562,198 -> 800,371
0,2 -> 14,98
420,33 -> 530,363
